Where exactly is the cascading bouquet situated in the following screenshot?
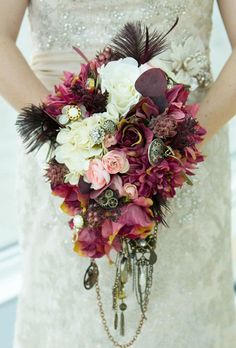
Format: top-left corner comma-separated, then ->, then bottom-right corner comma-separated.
16,21 -> 206,347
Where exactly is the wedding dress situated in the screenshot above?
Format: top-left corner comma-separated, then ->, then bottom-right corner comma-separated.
14,1 -> 236,347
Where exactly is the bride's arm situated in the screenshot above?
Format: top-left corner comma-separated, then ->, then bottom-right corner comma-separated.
197,0 -> 236,144
0,0 -> 49,111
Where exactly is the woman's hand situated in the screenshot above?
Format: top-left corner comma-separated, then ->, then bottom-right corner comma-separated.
197,0 -> 236,145
0,0 -> 49,111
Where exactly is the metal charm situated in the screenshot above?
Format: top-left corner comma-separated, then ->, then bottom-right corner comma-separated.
96,189 -> 119,209
102,119 -> 116,133
84,260 -> 99,290
148,138 -> 165,165
90,127 -> 105,144
111,226 -> 158,336
67,105 -> 82,121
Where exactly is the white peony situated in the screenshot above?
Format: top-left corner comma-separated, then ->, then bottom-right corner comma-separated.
99,57 -> 141,116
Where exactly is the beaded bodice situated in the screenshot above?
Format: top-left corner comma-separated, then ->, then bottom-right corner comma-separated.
29,0 -> 213,51
28,0 -> 214,88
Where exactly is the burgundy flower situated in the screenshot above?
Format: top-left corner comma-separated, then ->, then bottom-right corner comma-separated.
152,115 -> 178,138
182,146 -> 205,174
122,153 -> 150,186
52,184 -> 89,215
74,224 -> 121,259
115,119 -> 153,156
166,84 -> 189,104
170,116 -> 206,150
101,197 -> 154,241
124,156 -> 187,199
74,227 -> 107,258
71,85 -> 108,114
77,63 -> 90,87
127,97 -> 160,121
117,201 -> 154,239
142,158 -> 186,198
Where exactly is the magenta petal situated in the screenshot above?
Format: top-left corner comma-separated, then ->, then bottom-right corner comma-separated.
90,175 -> 123,199
166,84 -> 189,104
119,204 -> 151,227
169,109 -> 186,121
184,104 -> 199,117
101,219 -> 123,238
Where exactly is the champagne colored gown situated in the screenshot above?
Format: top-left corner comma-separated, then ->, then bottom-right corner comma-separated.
14,1 -> 236,347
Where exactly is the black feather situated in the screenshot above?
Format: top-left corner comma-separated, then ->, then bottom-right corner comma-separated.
152,193 -> 170,227
109,19 -> 179,66
16,104 -> 60,157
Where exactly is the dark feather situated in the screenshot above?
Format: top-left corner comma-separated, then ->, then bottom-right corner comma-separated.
109,18 -> 179,66
152,193 -> 170,227
16,104 -> 60,157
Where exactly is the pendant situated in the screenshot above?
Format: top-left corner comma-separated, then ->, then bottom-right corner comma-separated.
84,260 -> 99,290
148,138 -> 165,165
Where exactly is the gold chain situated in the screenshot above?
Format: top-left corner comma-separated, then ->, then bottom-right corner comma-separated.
95,280 -> 149,348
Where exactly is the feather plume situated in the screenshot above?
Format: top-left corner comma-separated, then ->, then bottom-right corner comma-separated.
109,18 -> 179,66
16,104 -> 60,157
152,194 -> 169,227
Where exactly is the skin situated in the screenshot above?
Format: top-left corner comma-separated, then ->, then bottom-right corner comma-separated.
0,0 -> 48,110
197,0 -> 236,144
0,0 -> 235,146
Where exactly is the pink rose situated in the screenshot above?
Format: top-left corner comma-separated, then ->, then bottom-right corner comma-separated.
102,150 -> 129,174
84,159 -> 110,190
123,183 -> 138,200
103,134 -> 117,148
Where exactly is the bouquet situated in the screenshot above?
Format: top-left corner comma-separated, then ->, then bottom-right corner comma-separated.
16,21 -> 206,347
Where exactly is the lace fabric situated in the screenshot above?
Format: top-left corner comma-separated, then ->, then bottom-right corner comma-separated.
14,1 -> 236,347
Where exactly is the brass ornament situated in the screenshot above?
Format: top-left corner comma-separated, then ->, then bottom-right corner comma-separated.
67,105 -> 82,121
83,225 -> 158,347
84,259 -> 99,290
148,138 -> 165,165
96,189 -> 119,209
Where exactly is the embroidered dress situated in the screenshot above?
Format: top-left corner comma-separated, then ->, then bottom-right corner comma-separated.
14,1 -> 236,347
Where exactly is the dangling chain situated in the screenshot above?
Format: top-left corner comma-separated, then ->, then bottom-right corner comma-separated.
83,225 -> 158,348
95,279 -> 149,348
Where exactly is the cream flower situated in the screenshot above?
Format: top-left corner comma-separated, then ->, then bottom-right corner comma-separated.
167,36 -> 210,89
140,57 -> 176,81
55,115 -> 105,184
99,57 -> 141,116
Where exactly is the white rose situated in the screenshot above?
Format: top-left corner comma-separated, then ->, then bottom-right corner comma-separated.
99,57 -> 141,116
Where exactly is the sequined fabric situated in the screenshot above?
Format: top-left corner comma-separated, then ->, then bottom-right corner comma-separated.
14,1 -> 236,348
28,0 -> 213,88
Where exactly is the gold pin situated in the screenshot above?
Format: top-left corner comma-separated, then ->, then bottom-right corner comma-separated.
66,105 -> 82,121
